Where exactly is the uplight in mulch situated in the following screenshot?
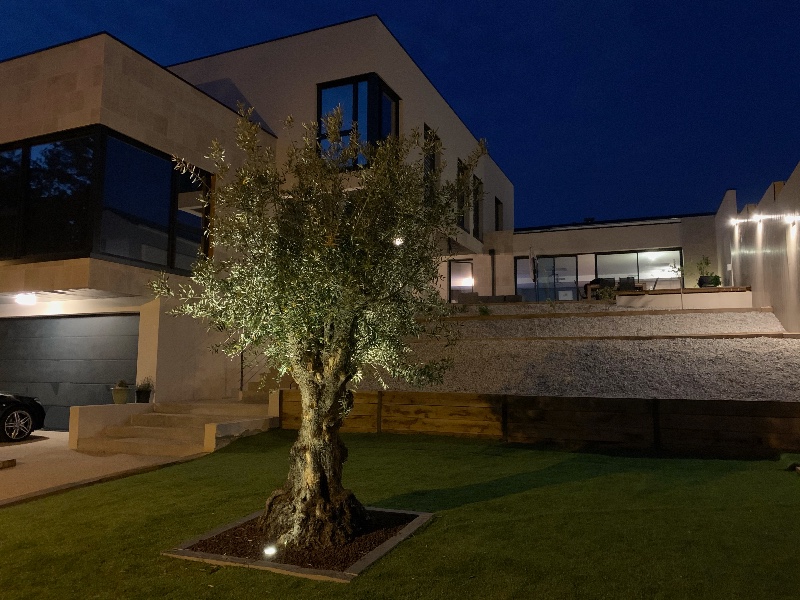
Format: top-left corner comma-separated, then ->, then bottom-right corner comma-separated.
163,507 -> 433,583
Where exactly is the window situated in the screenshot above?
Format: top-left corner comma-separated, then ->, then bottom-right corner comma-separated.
472,175 -> 483,241
25,136 -> 95,256
515,256 -> 536,301
0,126 -> 210,272
456,160 -> 467,231
494,198 -> 503,231
423,124 -> 440,204
516,255 -> 578,301
102,135 -> 173,266
449,260 -> 474,301
0,149 -> 23,259
317,73 -> 400,159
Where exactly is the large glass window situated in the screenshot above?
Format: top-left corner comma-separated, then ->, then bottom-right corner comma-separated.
0,126 -> 210,272
25,136 -> 95,256
449,260 -> 474,301
0,149 -> 22,259
596,252 -> 638,281
518,256 -> 578,302
102,136 -> 172,266
174,171 -> 208,271
515,256 -> 536,301
637,249 -> 682,289
318,74 -> 399,155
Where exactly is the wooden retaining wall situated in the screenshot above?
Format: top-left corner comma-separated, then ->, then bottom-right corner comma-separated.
278,390 -> 800,456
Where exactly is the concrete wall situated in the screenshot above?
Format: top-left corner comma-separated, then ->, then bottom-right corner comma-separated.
137,298 -> 241,403
170,16 -> 514,242
719,163 -> 800,332
0,33 -> 273,170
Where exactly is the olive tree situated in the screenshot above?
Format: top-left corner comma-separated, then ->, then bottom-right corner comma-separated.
154,109 -> 484,550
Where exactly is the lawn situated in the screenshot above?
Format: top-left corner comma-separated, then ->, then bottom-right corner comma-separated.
3,430 -> 800,599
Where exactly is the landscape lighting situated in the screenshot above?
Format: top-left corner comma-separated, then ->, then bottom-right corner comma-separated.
14,293 -> 36,305
393,237 -> 404,246
263,545 -> 277,557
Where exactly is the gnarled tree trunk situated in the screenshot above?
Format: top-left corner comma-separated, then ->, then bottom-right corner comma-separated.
259,378 -> 368,550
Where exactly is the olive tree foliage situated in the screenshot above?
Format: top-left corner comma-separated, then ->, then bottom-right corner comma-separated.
153,108 -> 484,549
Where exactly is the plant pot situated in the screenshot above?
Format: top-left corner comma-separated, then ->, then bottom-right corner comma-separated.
135,389 -> 152,403
698,276 -> 721,288
112,387 -> 129,404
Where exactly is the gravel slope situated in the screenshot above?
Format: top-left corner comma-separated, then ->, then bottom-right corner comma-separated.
454,311 -> 785,338
359,310 -> 798,402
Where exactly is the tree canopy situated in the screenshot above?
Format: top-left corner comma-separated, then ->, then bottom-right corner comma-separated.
153,108 -> 484,550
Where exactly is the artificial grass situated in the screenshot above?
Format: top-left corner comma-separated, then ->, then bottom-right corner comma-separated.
2,430 -> 800,599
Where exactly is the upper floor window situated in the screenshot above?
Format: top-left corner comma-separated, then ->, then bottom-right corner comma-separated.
423,124 -> 440,204
495,197 -> 504,231
472,175 -> 483,241
317,73 -> 400,154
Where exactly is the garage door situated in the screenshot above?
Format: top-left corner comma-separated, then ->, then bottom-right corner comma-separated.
0,314 -> 139,430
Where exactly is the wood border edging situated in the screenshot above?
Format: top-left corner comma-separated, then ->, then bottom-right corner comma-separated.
162,507 -> 434,583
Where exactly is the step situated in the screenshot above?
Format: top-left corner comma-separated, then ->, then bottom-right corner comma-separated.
130,412 -> 232,428
153,402 -> 271,418
77,436 -> 205,457
104,425 -> 204,443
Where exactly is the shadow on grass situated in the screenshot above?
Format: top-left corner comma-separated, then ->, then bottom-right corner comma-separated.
374,447 -> 756,513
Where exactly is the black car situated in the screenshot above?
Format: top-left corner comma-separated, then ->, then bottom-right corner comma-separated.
0,392 -> 46,442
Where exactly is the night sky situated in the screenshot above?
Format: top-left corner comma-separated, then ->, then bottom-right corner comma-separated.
3,1 -> 800,229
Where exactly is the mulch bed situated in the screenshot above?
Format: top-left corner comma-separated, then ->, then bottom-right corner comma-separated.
188,508 -> 417,572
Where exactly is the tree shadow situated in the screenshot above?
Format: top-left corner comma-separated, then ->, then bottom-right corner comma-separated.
373,449 -> 752,513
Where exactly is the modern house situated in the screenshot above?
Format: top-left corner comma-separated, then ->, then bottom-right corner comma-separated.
0,16 -> 513,429
1,15 -> 799,435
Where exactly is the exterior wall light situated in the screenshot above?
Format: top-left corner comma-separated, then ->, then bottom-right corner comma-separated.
14,293 -> 36,305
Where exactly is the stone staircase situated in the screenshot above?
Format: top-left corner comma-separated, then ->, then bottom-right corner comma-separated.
76,401 -> 279,457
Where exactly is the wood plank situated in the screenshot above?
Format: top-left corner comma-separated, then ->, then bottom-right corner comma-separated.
382,403 -> 498,422
507,396 -> 653,413
382,392 -> 502,408
660,427 -> 782,447
659,399 -> 800,418
660,414 -> 800,435
509,408 -> 652,429
508,424 -> 652,445
381,416 -> 503,436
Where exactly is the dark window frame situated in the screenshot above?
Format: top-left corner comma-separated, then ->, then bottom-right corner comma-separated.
448,259 -> 474,302
317,73 -> 400,149
472,174 -> 483,241
0,125 -> 211,274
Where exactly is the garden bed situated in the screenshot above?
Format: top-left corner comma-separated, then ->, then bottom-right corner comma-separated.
163,507 -> 432,582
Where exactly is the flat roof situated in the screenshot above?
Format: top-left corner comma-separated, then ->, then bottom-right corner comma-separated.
515,212 -> 716,234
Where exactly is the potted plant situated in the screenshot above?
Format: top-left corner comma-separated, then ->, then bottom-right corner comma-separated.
135,377 -> 154,403
696,256 -> 721,287
112,380 -> 129,404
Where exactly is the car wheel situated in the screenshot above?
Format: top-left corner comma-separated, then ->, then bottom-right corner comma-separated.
1,407 -> 34,442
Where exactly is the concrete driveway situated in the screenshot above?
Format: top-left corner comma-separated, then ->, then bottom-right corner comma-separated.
0,431 -> 184,507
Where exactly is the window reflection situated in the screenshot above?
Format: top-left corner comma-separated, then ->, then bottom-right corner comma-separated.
0,149 -> 22,259
26,137 -> 94,256
449,260 -> 474,301
0,126 -> 209,271
101,136 -> 172,266
174,170 -> 207,271
317,74 -> 399,159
